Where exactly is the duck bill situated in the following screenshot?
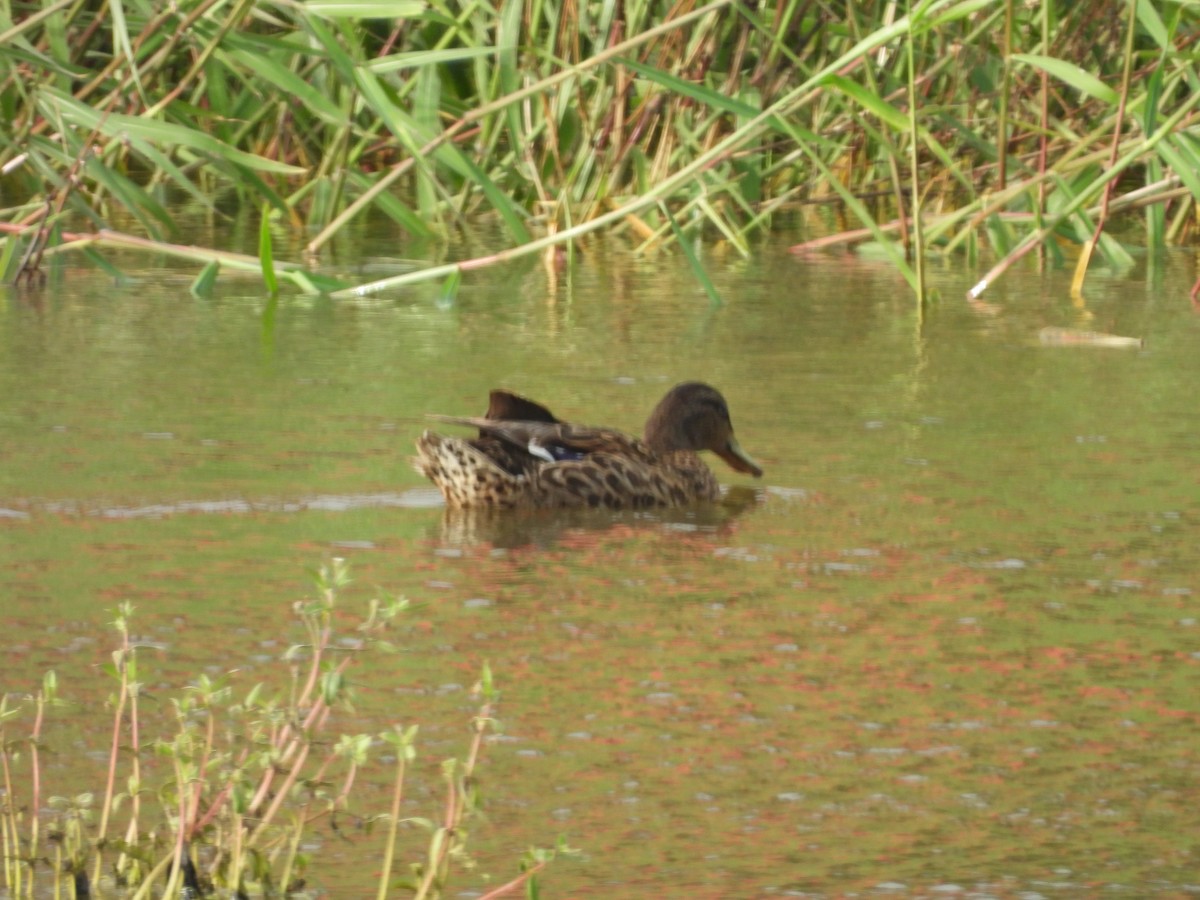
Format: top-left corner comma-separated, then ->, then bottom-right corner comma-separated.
717,437 -> 763,478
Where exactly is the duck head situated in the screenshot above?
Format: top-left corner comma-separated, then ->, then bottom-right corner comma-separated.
643,382 -> 763,477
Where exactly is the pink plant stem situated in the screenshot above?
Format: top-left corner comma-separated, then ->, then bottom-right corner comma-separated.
29,695 -> 44,854
477,861 -> 549,900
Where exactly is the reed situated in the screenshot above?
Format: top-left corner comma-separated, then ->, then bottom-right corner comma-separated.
0,0 -> 1196,299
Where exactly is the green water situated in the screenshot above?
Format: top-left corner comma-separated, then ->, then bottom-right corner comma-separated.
2,235 -> 1199,897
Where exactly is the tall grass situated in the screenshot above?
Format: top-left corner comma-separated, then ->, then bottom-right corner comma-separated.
0,0 -> 1196,299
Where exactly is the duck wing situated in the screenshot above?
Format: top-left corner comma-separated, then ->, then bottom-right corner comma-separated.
485,390 -> 561,423
426,415 -> 649,462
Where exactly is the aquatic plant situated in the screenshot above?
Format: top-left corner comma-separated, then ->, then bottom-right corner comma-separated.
0,0 -> 1196,299
0,560 -> 565,897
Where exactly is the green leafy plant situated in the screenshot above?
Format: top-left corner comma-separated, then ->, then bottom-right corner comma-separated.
0,561 -> 567,897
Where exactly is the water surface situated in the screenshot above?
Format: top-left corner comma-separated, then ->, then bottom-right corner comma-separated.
2,234 -> 1198,896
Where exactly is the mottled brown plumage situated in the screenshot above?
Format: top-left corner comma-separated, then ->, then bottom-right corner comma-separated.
412,382 -> 762,509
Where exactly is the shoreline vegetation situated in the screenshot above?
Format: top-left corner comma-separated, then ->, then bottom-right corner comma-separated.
0,560 -> 568,898
0,0 -> 1197,301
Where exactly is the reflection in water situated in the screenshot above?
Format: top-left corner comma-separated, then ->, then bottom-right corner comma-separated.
1,490 -> 440,520
429,485 -> 765,547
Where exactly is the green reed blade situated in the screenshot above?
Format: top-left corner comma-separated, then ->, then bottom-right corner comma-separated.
259,206 -> 278,295
660,201 -> 722,307
221,45 -> 347,126
1010,54 -> 1119,105
84,158 -> 173,237
368,46 -> 498,74
190,260 -> 220,298
306,0 -> 428,18
42,89 -> 308,176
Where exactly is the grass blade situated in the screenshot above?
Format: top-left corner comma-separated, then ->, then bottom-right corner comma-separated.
191,261 -> 220,298
305,0 -> 427,18
42,88 -> 308,176
1010,53 -> 1120,104
259,206 -> 278,295
659,201 -> 722,306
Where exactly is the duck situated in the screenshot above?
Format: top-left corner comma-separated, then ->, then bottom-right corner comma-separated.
412,382 -> 763,509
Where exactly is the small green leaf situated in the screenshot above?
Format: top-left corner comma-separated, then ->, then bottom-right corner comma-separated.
439,269 -> 461,306
659,201 -> 722,307
222,47 -> 347,126
261,294 -> 279,345
1010,54 -> 1119,105
0,236 -> 20,282
109,0 -> 144,100
367,46 -> 498,74
618,57 -> 758,118
283,269 -> 348,295
1135,0 -> 1170,50
306,0 -> 427,17
1158,135 -> 1200,203
259,206 -> 278,296
823,74 -> 909,131
81,247 -> 125,282
84,157 -> 173,236
433,144 -> 530,243
43,88 -> 308,175
191,260 -> 220,298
